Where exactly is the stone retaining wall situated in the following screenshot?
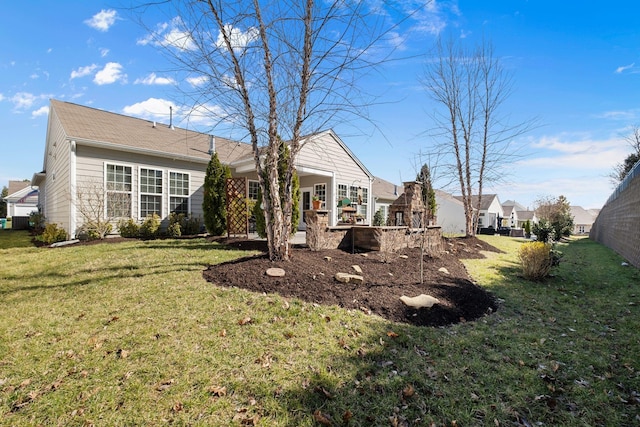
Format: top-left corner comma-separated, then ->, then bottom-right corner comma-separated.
590,170 -> 640,268
305,210 -> 443,254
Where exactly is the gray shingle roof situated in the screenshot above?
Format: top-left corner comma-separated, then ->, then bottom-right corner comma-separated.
50,99 -> 254,164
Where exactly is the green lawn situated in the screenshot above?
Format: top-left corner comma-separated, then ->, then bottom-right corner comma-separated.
0,234 -> 638,426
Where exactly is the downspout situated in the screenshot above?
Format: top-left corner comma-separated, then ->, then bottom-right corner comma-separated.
69,140 -> 77,238
330,171 -> 336,226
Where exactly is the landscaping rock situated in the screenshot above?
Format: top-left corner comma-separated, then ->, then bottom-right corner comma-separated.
400,294 -> 440,309
266,268 -> 286,277
335,272 -> 364,284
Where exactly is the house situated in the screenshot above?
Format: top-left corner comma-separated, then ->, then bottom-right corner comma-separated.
371,176 -> 399,224
3,180 -> 38,217
33,99 -> 374,239
454,194 -> 504,230
570,206 -> 599,235
434,189 -> 466,235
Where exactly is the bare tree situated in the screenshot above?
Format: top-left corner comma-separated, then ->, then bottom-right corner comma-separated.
421,38 -> 533,236
135,0 -> 409,260
610,125 -> 640,185
74,179 -> 130,239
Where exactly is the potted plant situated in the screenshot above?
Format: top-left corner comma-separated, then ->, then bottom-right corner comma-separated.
312,194 -> 322,210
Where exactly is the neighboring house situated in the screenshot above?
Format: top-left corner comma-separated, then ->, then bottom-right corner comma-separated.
501,200 -> 525,228
33,99 -> 374,239
516,209 -> 538,228
3,180 -> 38,217
570,206 -> 599,235
434,189 -> 466,235
454,194 -> 504,230
371,176 -> 399,224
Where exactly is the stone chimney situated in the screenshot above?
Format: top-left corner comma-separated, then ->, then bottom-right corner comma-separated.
387,181 -> 427,228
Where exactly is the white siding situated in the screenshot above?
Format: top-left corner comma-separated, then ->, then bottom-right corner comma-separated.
72,145 -> 207,235
297,132 -> 372,225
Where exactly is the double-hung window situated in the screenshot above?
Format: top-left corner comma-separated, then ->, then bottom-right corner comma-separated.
105,164 -> 132,218
169,172 -> 190,215
140,168 -> 162,218
248,180 -> 260,201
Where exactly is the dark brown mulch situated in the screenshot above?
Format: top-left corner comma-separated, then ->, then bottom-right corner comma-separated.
203,236 -> 501,327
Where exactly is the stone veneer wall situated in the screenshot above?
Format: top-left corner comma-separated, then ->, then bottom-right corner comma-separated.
305,210 -> 443,254
590,171 -> 640,268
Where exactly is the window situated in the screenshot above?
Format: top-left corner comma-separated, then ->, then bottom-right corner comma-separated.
105,164 -> 132,218
169,171 -> 190,215
337,184 -> 347,202
248,180 -> 260,201
313,183 -> 326,202
140,168 -> 162,218
359,187 -> 368,218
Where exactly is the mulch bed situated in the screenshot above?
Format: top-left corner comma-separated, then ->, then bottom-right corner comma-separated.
203,236 -> 501,327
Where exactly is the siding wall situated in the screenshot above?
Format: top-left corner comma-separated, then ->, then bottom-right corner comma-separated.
42,110 -> 72,232
297,132 -> 371,224
73,144 -> 208,234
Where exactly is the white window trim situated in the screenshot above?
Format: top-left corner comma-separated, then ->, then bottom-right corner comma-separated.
139,166 -> 164,219
104,161 -> 133,219
169,170 -> 191,215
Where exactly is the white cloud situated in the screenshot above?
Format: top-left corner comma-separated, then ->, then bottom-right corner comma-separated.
137,17 -> 196,51
122,98 -> 174,121
134,73 -> 176,86
100,48 -> 109,58
597,110 -> 638,121
122,98 -> 222,127
93,62 -> 126,85
11,92 -> 38,110
186,76 -> 208,87
215,24 -> 259,53
32,106 -> 49,118
70,64 -> 98,79
84,9 -> 118,32
615,63 -> 635,74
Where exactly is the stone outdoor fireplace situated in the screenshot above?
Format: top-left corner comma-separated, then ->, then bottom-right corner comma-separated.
388,181 -> 431,228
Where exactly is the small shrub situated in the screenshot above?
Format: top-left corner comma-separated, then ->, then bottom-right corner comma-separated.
80,221 -> 113,240
181,215 -> 202,235
167,222 -> 181,237
532,219 -> 555,243
518,241 -> 552,281
117,218 -> 140,238
38,223 -> 68,245
29,211 -> 45,233
139,214 -> 161,239
373,209 -> 385,226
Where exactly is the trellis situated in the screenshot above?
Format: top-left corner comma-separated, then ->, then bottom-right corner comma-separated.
225,177 -> 248,237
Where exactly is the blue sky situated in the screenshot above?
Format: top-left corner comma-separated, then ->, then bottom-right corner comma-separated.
2,1 -> 639,210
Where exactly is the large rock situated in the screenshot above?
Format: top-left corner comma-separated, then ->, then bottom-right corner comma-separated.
400,294 -> 440,309
335,272 -> 364,285
266,268 -> 286,277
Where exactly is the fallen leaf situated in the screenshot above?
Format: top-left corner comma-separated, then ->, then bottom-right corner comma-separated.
219,329 -> 227,337
172,402 -> 183,412
157,378 -> 175,391
19,379 -> 31,388
387,331 -> 399,338
343,410 -> 353,423
208,385 -> 227,396
402,384 -> 415,398
238,317 -> 252,325
116,349 -> 129,359
314,386 -> 333,399
313,409 -> 333,426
